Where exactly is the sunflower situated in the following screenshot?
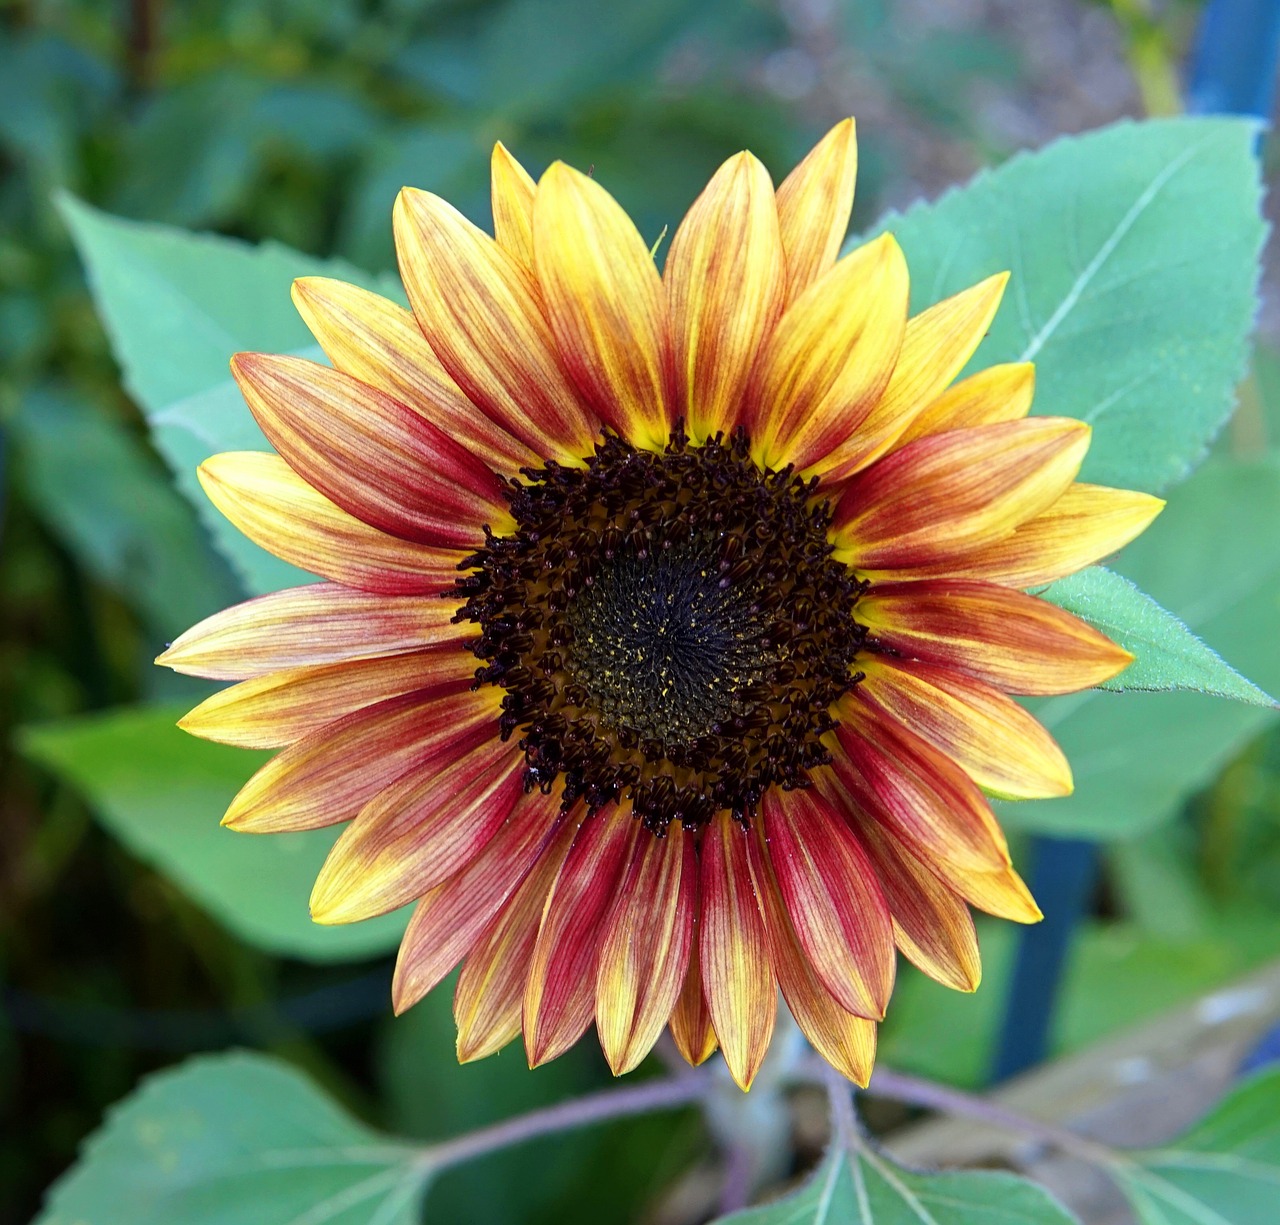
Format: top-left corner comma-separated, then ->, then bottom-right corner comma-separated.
158,120 -> 1163,1091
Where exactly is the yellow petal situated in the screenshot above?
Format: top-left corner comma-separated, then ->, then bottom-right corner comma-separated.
665,151 -> 784,441
534,161 -> 672,451
751,233 -> 908,472
491,141 -> 537,271
775,118 -> 858,303
895,361 -> 1035,448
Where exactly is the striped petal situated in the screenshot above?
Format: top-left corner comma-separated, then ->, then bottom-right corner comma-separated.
831,697 -> 1011,872
950,861 -> 1042,924
454,816 -> 582,1062
665,152 -> 784,441
858,579 -> 1134,694
816,275 -> 1010,481
309,735 -> 524,924
534,162 -> 672,450
524,812 -> 638,1067
747,827 -> 876,1086
751,234 -> 908,473
596,820 -> 696,1075
775,118 -> 857,303
833,418 -> 1091,571
291,277 -> 537,475
392,787 -> 566,1014
856,817 -> 981,992
762,789 -> 894,1020
901,483 -> 1166,589
222,685 -> 499,833
855,656 -> 1071,800
231,353 -> 506,549
669,928 -> 718,1067
491,141 -> 537,271
179,647 -> 477,749
157,583 -> 464,680
701,812 -> 775,1091
199,451 -> 467,595
894,361 -> 1035,449
393,188 -> 598,461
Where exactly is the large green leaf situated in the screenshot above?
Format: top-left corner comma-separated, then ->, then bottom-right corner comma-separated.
19,705 -> 406,962
35,1052 -> 426,1225
870,116 -> 1264,493
1042,567 -> 1274,706
1001,456 -> 1280,839
1118,1068 -> 1280,1224
718,1145 -> 1076,1224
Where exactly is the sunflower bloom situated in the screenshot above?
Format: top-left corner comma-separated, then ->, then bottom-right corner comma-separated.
159,120 -> 1163,1090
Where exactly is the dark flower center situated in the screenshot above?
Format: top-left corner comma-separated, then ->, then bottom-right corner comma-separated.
454,426 -> 867,834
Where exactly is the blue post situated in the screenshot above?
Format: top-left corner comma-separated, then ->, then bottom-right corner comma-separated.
989,0 -> 1280,1084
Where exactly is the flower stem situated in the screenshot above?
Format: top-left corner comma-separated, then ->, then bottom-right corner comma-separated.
421,1074 -> 709,1172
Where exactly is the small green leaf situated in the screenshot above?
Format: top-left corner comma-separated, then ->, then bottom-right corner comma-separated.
717,1145 -> 1077,1224
1118,1068 -> 1280,1225
19,705 -> 406,962
1042,567 -> 1274,706
1002,455 -> 1280,840
35,1052 -> 427,1225
869,117 -> 1264,493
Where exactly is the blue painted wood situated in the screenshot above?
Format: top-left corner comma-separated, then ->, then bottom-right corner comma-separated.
1187,0 -> 1280,119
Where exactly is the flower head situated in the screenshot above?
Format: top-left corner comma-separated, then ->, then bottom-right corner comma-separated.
160,120 -> 1163,1089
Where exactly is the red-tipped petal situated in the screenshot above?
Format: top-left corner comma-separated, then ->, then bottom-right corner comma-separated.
524,812 -> 638,1067
392,787 -> 566,1014
231,352 -> 505,549
747,827 -> 877,1086
157,583 -> 465,680
701,812 -> 775,1090
595,820 -> 696,1075
855,657 -> 1072,799
858,579 -> 1134,694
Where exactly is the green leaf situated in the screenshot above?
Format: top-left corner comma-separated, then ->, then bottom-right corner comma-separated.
870,117 -> 1264,493
58,195 -> 400,595
18,705 -> 406,962
1001,455 -> 1280,839
718,1145 -> 1076,1224
1042,567 -> 1274,706
35,1052 -> 427,1225
1118,1068 -> 1280,1224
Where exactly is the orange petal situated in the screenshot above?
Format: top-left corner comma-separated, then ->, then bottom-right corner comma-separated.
231,353 -> 506,549
534,162 -> 672,450
290,277 -> 537,475
157,583 -> 465,680
669,924 -> 718,1067
309,735 -> 524,924
951,861 -> 1043,924
901,482 -> 1166,589
854,656 -> 1071,800
700,812 -> 775,1090
746,826 -> 876,1086
761,789 -> 894,1020
858,579 -> 1134,694
596,820 -> 696,1076
665,152 -> 784,441
524,812 -> 638,1067
179,646 -> 477,750
394,187 -> 598,461
894,361 -> 1035,449
830,698 -> 1011,872
222,684 -> 499,834
775,118 -> 858,303
856,818 -> 981,993
751,234 -> 908,472
833,418 -> 1091,571
392,787 -> 566,1014
491,141 -> 537,271
199,451 -> 467,596
817,274 -> 1010,481
455,816 -> 582,1062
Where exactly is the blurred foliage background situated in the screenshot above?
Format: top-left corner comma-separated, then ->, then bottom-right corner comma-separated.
2,0 -> 1278,1222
